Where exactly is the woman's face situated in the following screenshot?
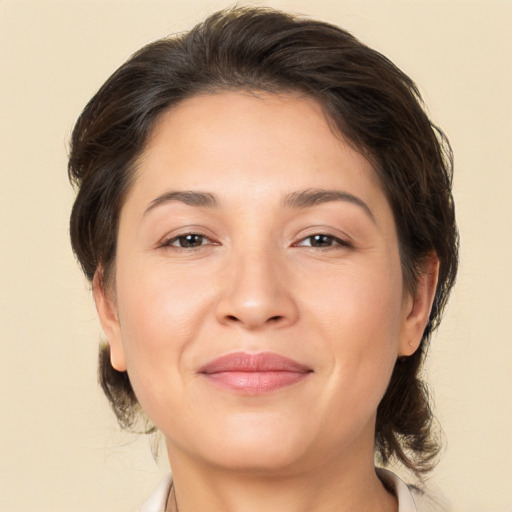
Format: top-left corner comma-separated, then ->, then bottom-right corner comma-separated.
96,91 -> 428,474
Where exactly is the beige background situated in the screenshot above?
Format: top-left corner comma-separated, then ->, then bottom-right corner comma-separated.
1,1 -> 511,510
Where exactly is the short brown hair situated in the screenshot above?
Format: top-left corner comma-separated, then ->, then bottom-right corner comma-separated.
69,6 -> 458,476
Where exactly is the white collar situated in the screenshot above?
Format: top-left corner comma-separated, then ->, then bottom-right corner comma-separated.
138,469 -> 418,512
377,468 -> 419,511
138,474 -> 172,512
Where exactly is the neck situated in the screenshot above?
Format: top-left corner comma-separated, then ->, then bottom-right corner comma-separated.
165,443 -> 397,512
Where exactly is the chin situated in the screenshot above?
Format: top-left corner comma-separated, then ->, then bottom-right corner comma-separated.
184,414 -> 313,473
206,442 -> 306,474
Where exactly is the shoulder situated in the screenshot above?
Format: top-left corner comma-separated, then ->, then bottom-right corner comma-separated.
136,474 -> 173,512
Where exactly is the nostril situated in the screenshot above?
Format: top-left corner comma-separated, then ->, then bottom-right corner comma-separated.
225,314 -> 283,324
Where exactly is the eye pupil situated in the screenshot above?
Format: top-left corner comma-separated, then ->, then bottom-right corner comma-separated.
311,234 -> 332,247
180,234 -> 203,247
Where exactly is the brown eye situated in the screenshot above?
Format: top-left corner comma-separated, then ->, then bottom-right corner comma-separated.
296,234 -> 350,249
309,234 -> 334,247
165,234 -> 208,248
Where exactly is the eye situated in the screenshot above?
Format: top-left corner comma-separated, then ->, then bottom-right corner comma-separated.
162,233 -> 213,249
295,234 -> 350,248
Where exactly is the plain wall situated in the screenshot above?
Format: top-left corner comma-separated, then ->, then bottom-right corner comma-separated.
1,1 -> 511,510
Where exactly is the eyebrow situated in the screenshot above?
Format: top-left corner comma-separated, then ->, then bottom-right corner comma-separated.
283,188 -> 375,223
143,191 -> 219,216
142,188 -> 375,223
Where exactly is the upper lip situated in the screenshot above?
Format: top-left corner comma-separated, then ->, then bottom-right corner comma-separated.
199,352 -> 312,374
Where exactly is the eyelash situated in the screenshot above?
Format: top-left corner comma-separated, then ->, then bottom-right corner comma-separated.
160,232 -> 351,251
160,233 -> 216,249
293,233 -> 351,249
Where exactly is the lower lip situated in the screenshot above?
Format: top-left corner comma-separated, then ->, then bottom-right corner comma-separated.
202,371 -> 310,394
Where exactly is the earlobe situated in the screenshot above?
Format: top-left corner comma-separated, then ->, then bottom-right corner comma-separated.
92,270 -> 127,372
398,254 -> 440,357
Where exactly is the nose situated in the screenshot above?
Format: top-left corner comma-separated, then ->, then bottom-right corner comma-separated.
215,246 -> 299,330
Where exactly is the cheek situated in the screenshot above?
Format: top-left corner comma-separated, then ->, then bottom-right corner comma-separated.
116,257 -> 214,344
306,255 -> 404,340
113,260 -> 216,413
308,262 -> 404,400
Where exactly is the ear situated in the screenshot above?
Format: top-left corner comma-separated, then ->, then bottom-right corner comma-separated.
398,253 -> 440,357
92,270 -> 127,372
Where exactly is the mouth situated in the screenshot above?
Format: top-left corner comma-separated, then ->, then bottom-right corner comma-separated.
198,352 -> 313,394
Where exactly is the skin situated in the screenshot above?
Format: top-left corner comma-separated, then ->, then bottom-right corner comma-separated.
94,91 -> 438,512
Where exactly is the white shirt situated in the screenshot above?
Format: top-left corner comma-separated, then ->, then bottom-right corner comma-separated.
137,468 -> 418,512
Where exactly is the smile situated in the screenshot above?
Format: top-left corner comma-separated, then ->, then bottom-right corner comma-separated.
198,352 -> 313,394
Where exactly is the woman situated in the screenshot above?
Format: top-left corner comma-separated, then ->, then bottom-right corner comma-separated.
68,7 -> 458,512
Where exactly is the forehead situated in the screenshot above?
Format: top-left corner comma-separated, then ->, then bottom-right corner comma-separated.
127,91 -> 388,217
